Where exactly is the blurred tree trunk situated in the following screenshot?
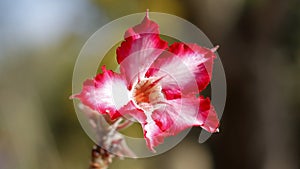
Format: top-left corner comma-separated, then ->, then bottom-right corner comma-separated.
185,0 -> 298,169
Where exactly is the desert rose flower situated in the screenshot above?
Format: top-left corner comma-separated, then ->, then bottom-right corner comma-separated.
71,11 -> 220,152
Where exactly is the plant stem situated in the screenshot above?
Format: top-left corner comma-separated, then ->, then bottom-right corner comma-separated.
89,145 -> 113,169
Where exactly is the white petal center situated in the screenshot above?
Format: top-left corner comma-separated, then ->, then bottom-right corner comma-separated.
131,78 -> 165,112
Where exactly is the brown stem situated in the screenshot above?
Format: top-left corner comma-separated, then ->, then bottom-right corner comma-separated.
89,145 -> 114,169
79,104 -> 136,168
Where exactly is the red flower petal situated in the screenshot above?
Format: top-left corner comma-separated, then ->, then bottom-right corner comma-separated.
141,96 -> 219,151
147,42 -> 217,98
118,101 -> 146,123
71,66 -> 130,119
116,12 -> 168,89
197,96 -> 220,133
123,11 -> 160,40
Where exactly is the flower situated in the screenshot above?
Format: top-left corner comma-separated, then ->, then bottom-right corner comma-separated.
71,11 -> 220,152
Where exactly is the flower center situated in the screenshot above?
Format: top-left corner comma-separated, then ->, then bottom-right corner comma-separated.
132,78 -> 164,111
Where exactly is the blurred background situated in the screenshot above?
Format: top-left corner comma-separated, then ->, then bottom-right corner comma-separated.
0,0 -> 299,169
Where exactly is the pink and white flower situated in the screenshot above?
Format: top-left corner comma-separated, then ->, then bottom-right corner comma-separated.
71,11 -> 220,152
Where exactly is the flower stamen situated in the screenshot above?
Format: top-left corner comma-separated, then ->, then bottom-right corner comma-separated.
132,78 -> 164,111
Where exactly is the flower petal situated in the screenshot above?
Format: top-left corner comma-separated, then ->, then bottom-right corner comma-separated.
147,42 -> 217,97
116,12 -> 168,88
142,111 -> 166,152
141,96 -> 219,151
123,10 -> 160,39
71,66 -> 130,119
197,96 -> 220,133
118,101 -> 146,123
